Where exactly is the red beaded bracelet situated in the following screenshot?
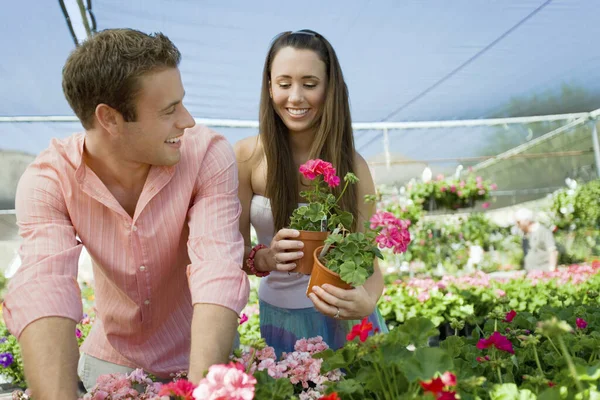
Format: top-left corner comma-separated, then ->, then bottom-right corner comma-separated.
247,244 -> 270,277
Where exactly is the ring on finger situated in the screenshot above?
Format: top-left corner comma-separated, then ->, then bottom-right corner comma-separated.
334,307 -> 341,319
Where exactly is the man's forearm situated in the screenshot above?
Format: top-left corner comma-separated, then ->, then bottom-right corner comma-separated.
188,303 -> 238,382
20,317 -> 79,400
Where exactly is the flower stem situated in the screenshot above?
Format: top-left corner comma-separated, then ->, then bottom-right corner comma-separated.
335,180 -> 351,205
245,348 -> 257,375
496,366 -> 503,384
557,335 -> 584,393
532,346 -> 545,376
547,337 -> 562,356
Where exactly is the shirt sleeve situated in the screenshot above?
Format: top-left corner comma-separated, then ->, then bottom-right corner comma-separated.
186,134 -> 250,314
3,164 -> 83,339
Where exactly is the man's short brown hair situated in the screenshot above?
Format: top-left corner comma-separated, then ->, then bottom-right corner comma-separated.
62,29 -> 181,129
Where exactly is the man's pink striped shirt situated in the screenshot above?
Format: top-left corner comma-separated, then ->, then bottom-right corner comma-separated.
3,125 -> 250,377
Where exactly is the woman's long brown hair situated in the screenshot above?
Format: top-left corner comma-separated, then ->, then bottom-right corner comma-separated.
259,30 -> 358,231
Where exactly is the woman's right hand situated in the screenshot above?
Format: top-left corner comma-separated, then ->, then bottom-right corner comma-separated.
259,229 -> 305,272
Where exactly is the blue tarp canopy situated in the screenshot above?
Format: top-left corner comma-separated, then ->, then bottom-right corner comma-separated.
2,0 -> 600,208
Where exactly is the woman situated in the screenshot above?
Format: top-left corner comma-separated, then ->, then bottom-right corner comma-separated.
235,29 -> 387,355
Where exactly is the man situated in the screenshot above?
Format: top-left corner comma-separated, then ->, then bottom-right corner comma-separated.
3,29 -> 249,398
514,208 -> 558,272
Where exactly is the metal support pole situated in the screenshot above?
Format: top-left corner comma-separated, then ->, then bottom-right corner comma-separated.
591,120 -> 600,178
383,127 -> 391,170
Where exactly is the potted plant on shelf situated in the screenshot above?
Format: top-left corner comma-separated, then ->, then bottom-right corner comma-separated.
288,159 -> 358,274
307,210 -> 411,295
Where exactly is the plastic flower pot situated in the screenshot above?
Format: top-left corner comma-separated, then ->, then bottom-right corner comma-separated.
292,230 -> 329,274
306,245 -> 351,297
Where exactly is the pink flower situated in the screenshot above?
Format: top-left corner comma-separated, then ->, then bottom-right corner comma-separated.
478,189 -> 486,196
440,186 -> 447,192
239,313 -> 248,325
450,185 -> 457,193
495,289 -> 506,297
477,331 -> 514,354
369,211 -> 399,229
323,169 -> 341,188
193,362 -> 256,400
482,202 -> 490,209
576,318 -> 588,329
457,191 -> 463,198
347,318 -> 373,342
299,159 -> 340,187
299,159 -> 328,180
459,181 -> 466,188
504,310 -> 517,323
376,225 -> 411,254
441,372 -> 456,387
491,183 -> 498,190
436,174 -> 445,181
417,291 -> 430,303
294,336 -> 329,354
76,328 -> 82,339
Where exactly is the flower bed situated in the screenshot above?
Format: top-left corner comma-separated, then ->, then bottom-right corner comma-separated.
3,265 -> 600,398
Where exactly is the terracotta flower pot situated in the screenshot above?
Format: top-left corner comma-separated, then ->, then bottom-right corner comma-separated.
291,230 -> 329,274
306,245 -> 351,297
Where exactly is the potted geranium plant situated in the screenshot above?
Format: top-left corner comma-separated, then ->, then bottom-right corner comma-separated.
307,210 -> 411,295
288,159 -> 358,274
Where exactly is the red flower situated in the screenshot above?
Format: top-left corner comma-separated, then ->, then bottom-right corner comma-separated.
420,377 -> 445,394
548,381 -> 556,387
420,372 -> 457,396
504,310 -> 517,323
477,331 -> 514,354
346,317 -> 373,342
319,393 -> 340,400
438,391 -> 458,400
239,313 -> 248,325
576,318 -> 588,329
159,379 -> 197,400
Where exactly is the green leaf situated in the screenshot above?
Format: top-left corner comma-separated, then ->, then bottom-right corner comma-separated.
340,260 -> 368,286
576,364 -> 600,381
253,371 -> 295,400
489,384 -> 536,400
393,317 -> 439,348
403,347 -> 454,382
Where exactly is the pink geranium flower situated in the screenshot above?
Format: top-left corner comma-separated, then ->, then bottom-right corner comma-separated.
504,310 -> 517,323
477,331 -> 514,354
239,313 -> 248,325
192,362 -> 256,400
299,159 -> 340,188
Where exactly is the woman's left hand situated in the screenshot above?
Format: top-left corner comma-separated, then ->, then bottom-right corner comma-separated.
308,284 -> 376,320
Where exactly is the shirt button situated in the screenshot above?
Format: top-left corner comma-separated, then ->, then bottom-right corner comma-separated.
132,225 -> 137,231
139,265 -> 146,272
144,299 -> 150,305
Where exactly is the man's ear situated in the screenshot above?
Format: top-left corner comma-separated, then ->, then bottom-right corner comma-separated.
95,104 -> 123,136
